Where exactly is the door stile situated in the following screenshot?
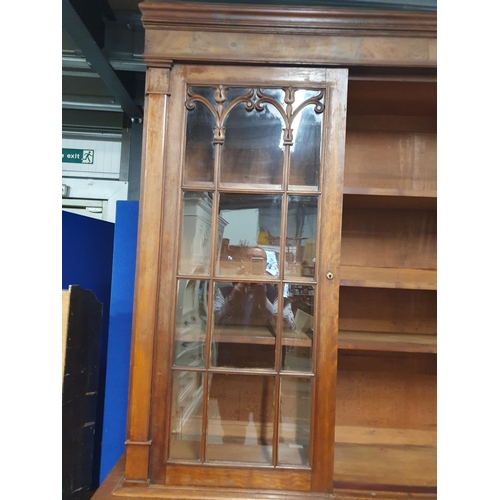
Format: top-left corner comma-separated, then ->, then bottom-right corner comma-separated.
310,69 -> 348,492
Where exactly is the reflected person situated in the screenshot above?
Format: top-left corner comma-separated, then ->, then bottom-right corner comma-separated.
210,247 -> 294,447
213,246 -> 295,331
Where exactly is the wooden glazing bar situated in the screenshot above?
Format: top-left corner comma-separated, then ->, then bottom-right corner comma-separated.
206,367 -> 277,376
272,374 -> 281,467
180,182 -> 215,192
271,161 -> 288,464
200,143 -> 222,464
171,365 -> 208,373
216,185 -> 287,195
216,183 -> 283,192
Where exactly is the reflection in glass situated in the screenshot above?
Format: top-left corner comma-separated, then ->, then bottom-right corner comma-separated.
207,373 -> 275,464
169,370 -> 204,461
217,193 -> 282,278
184,87 -> 215,184
179,192 -> 216,276
211,282 -> 280,369
285,196 -> 318,280
278,377 -> 312,466
282,284 -> 315,372
221,88 -> 285,186
173,279 -> 208,368
289,90 -> 324,189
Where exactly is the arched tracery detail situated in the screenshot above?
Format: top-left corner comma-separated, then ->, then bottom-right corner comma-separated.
186,86 -> 325,146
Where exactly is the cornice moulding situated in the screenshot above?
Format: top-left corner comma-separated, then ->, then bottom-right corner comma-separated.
139,1 -> 437,38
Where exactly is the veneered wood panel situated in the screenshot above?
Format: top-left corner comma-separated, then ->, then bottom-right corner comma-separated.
165,464 -> 311,491
145,30 -> 436,68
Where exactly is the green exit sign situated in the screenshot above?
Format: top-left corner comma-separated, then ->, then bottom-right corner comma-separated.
62,148 -> 94,164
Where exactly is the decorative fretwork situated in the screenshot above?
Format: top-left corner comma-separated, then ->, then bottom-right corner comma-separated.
185,86 -> 325,146
186,85 -> 256,144
256,87 -> 325,145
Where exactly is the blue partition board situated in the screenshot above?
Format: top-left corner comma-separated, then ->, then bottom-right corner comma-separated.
99,201 -> 139,483
62,211 -> 115,489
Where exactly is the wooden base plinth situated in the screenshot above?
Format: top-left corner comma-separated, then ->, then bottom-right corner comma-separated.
92,457 -> 436,500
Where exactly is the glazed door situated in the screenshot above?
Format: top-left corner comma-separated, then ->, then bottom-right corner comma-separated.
148,65 -> 347,494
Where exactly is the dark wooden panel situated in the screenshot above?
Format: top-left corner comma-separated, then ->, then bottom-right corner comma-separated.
62,286 -> 103,500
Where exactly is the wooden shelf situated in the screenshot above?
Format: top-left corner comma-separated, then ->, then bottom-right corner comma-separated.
176,325 -> 312,347
214,325 -> 312,347
334,442 -> 437,488
340,265 -> 436,290
213,325 -> 276,345
338,331 -> 436,354
343,187 -> 436,210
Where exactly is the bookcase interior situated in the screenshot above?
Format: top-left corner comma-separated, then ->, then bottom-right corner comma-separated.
334,77 -> 437,491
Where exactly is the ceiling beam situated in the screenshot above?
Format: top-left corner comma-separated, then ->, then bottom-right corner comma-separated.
62,0 -> 142,119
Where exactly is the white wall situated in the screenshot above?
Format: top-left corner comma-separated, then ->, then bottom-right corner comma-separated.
62,137 -> 127,222
62,138 -> 122,179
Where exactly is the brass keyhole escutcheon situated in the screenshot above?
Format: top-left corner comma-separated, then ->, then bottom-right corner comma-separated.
326,272 -> 334,280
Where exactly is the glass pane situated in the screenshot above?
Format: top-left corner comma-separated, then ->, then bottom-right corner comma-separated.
282,284 -> 315,373
169,370 -> 204,461
207,373 -> 274,464
216,193 -> 281,279
217,193 -> 282,279
278,377 -> 312,466
173,279 -> 208,368
285,196 -> 318,280
220,88 -> 285,186
289,90 -> 324,189
184,86 -> 215,184
211,282 -> 278,369
179,192 -> 214,276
